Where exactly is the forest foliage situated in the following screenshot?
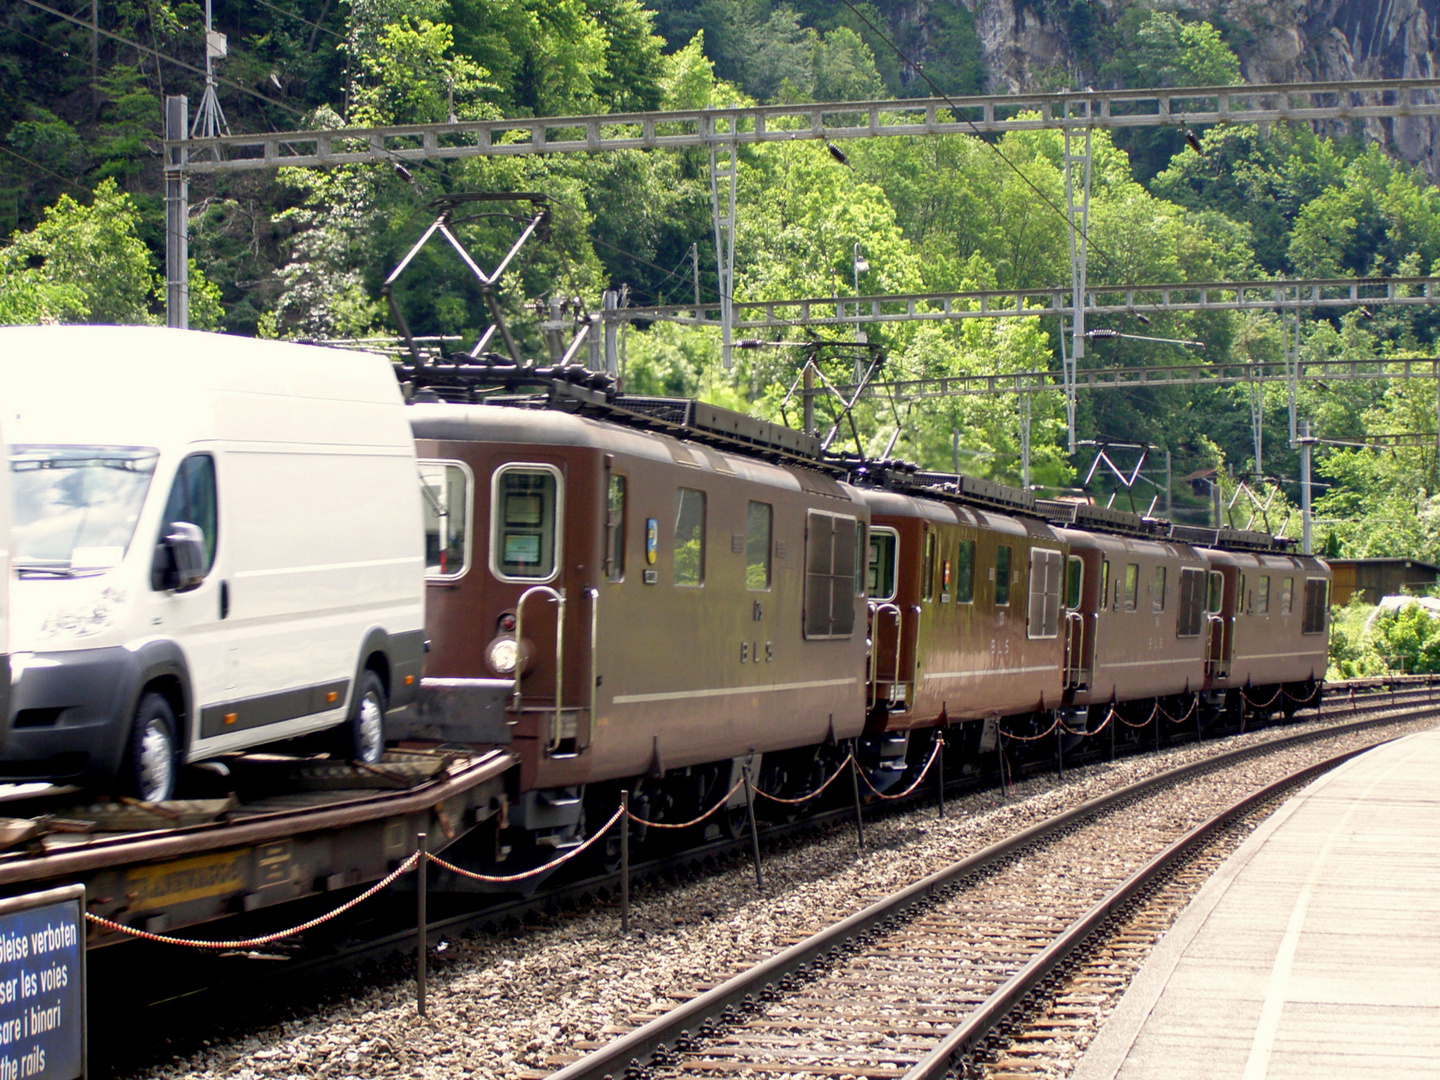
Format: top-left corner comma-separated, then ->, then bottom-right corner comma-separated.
6,0 -> 1440,590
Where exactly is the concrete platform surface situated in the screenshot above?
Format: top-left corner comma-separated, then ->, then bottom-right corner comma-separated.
1072,726 -> 1440,1080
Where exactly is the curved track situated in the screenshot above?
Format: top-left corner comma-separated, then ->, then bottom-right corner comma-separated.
541,701 -> 1432,1080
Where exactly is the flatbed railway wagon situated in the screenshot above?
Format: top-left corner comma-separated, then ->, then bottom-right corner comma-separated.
401,396 -> 872,851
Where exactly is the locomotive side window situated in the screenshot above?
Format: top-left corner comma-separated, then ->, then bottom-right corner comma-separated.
1302,578 -> 1329,634
922,530 -> 936,602
868,528 -> 898,602
1176,567 -> 1205,637
420,460 -> 471,578
1026,548 -> 1063,639
1280,576 -> 1294,615
1065,555 -> 1083,609
804,510 -> 858,639
1256,575 -> 1269,614
492,465 -> 561,582
995,545 -> 1012,606
955,538 -> 976,603
745,501 -> 772,590
1207,570 -> 1224,614
1100,561 -> 1110,608
1152,566 -> 1167,613
1239,573 -> 1248,614
674,487 -> 706,586
605,473 -> 626,582
1122,563 -> 1138,612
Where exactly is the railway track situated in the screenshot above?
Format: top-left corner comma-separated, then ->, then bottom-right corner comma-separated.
540,699 -> 1436,1080
91,684 -> 1440,1077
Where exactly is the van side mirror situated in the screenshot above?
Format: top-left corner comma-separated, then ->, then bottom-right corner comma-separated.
151,521 -> 207,592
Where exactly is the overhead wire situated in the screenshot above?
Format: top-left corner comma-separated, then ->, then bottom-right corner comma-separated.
17,0 -> 306,118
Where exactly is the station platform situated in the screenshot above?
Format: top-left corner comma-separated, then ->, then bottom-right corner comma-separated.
1073,726 -> 1440,1080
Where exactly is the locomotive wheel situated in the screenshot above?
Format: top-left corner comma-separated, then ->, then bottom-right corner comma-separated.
336,670 -> 387,764
121,692 -> 178,804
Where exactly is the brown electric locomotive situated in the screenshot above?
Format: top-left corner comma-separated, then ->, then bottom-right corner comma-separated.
404,396 -> 869,849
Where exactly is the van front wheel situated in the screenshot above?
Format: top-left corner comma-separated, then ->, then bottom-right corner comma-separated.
338,671 -> 386,765
122,693 -> 178,803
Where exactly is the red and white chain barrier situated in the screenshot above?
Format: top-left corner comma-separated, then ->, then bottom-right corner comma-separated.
625,779 -> 746,830
85,852 -> 421,949
856,739 -> 942,800
427,804 -> 627,883
751,752 -> 856,806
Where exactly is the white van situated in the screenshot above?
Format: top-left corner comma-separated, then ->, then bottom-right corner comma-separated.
0,326 -> 425,801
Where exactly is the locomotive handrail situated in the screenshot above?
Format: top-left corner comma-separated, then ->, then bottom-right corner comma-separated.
1204,612 -> 1228,677
867,601 -> 903,709
514,584 -> 567,751
586,586 -> 599,750
1062,610 -> 1086,689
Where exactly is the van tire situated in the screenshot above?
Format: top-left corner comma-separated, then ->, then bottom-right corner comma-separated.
122,693 -> 178,803
338,671 -> 386,765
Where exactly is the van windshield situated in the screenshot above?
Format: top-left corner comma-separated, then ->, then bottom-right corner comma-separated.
10,445 -> 159,573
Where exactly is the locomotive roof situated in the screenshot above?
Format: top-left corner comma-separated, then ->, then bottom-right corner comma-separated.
408,401 -> 857,500
398,361 -> 1300,556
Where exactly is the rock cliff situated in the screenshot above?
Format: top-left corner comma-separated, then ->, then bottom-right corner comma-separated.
954,0 -> 1440,175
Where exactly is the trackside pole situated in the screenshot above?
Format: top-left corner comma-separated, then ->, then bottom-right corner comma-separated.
743,766 -> 764,889
935,738 -> 945,818
849,749 -> 865,850
620,791 -> 630,934
1055,725 -> 1064,780
417,831 -> 427,1017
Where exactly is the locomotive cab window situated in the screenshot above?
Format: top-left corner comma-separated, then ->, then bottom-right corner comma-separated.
420,460 -> 472,578
805,510 -> 858,639
995,545 -> 1012,606
605,473 -> 626,582
922,530 -> 936,602
855,523 -> 868,597
1256,576 -> 1270,614
1207,571 -> 1224,614
1152,566 -> 1167,613
492,465 -> 561,582
1065,555 -> 1083,610
674,487 -> 706,586
745,501 -> 772,590
1177,567 -> 1205,638
955,538 -> 976,603
868,527 -> 898,602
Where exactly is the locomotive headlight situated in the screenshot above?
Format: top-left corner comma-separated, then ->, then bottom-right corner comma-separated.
487,636 -> 519,675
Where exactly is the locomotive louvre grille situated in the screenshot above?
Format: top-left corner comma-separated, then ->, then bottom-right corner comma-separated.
804,510 -> 859,639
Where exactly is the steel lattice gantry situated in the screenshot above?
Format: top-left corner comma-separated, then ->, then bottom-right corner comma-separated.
169,78 -> 1440,172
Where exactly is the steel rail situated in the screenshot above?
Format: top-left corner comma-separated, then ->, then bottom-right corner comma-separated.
542,699 -> 1437,1080
902,742 -> 1372,1079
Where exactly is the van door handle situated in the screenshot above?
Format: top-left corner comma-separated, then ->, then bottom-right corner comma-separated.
220,580 -> 230,620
